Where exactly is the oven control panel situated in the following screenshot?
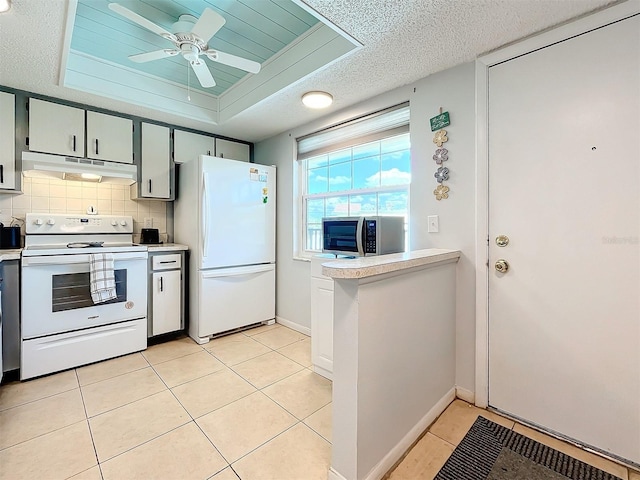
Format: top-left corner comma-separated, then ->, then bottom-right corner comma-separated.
25,214 -> 134,234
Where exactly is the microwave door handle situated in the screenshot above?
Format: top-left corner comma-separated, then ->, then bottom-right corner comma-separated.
356,217 -> 365,256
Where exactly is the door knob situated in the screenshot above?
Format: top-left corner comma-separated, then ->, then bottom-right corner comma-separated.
496,235 -> 509,247
495,259 -> 509,273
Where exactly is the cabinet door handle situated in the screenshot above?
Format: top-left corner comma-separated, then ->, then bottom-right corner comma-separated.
159,260 -> 176,264
160,276 -> 163,292
0,164 -> 4,184
72,135 -> 76,152
95,139 -> 99,155
148,179 -> 152,193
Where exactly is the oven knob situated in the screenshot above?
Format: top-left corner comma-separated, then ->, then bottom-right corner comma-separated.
111,220 -> 118,226
120,220 -> 127,226
34,218 -> 43,226
47,218 -> 55,225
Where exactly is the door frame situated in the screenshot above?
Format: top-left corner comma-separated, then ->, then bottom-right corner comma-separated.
474,1 -> 640,408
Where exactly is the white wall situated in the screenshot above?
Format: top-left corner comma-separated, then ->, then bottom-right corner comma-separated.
255,62 -> 477,393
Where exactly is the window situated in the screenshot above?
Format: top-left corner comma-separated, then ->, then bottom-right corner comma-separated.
297,103 -> 410,254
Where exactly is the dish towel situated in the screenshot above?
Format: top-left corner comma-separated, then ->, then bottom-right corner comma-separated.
90,253 -> 117,304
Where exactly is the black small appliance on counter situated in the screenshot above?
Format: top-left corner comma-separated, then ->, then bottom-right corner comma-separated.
140,228 -> 161,245
0,224 -> 21,249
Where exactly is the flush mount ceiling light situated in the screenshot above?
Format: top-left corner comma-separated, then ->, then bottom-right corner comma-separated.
302,91 -> 333,109
0,0 -> 11,13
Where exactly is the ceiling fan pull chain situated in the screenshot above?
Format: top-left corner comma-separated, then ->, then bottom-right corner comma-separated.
187,62 -> 191,101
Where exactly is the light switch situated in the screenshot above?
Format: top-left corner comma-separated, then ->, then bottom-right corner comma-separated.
428,215 -> 439,233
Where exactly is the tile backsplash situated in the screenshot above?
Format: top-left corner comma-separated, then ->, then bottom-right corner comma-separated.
0,177 -> 170,242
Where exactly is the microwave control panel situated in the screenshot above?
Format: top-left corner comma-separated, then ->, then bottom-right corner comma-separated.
364,220 -> 377,253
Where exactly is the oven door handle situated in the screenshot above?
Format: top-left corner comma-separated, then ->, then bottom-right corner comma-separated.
22,252 -> 148,266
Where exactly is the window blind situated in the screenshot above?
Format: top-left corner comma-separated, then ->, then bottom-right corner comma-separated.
296,102 -> 410,160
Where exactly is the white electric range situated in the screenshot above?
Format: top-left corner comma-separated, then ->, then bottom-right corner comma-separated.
21,213 -> 148,379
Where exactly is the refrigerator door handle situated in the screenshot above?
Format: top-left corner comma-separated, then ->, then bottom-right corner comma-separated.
201,264 -> 273,278
202,173 -> 209,258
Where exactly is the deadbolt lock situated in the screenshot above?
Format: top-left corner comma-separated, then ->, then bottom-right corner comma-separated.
495,259 -> 509,273
496,235 -> 509,247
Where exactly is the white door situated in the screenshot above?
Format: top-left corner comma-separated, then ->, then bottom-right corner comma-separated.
86,111 -> 133,164
174,130 -> 214,164
488,16 -> 639,463
198,264 -> 275,336
0,92 -> 15,190
214,138 -> 250,162
29,99 -> 85,157
152,270 -> 181,336
141,123 -> 171,199
201,157 -> 275,269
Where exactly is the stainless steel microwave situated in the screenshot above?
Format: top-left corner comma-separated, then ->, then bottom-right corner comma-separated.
321,216 -> 405,256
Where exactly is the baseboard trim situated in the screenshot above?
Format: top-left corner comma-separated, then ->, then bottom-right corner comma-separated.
276,316 -> 311,336
455,386 -> 475,404
328,468 -> 348,480
362,387 -> 456,480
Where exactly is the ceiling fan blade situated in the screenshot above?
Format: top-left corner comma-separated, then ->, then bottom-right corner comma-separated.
108,3 -> 177,42
205,50 -> 261,74
129,49 -> 179,63
190,8 -> 226,44
190,59 -> 216,88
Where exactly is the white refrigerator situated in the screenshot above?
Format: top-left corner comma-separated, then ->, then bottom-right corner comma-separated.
174,155 -> 276,344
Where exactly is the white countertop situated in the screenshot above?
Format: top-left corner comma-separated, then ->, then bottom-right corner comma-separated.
144,243 -> 189,252
0,249 -> 22,262
321,248 -> 461,279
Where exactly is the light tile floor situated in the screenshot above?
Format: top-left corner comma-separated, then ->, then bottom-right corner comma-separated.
0,324 -> 330,480
1,325 -> 638,480
387,399 -> 639,480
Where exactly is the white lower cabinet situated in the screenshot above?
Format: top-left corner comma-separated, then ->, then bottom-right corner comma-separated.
311,255 -> 340,380
152,270 -> 181,336
148,252 -> 184,337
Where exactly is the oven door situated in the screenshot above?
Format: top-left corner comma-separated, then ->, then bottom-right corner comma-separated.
21,252 -> 148,339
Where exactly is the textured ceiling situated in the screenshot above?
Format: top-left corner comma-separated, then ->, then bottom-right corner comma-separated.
0,0 -> 617,143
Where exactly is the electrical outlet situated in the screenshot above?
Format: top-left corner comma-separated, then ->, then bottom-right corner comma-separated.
428,215 -> 439,233
144,218 -> 153,228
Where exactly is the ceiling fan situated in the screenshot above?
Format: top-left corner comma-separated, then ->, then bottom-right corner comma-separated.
107,3 -> 261,88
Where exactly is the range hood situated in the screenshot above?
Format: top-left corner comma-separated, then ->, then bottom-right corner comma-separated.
22,151 -> 137,185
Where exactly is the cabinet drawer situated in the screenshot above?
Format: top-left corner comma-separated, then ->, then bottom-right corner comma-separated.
152,254 -> 181,270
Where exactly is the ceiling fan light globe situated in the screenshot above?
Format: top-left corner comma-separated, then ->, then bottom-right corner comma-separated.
302,91 -> 333,109
171,15 -> 197,34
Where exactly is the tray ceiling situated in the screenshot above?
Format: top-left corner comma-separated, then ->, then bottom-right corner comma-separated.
62,0 -> 360,124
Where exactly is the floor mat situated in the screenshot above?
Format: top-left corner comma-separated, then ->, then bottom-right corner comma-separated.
434,416 -> 622,480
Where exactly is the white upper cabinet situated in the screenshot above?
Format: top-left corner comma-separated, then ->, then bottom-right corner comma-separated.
0,92 -> 16,190
86,111 -> 133,164
139,123 -> 171,199
173,130 -> 214,164
28,98 -> 85,157
215,138 -> 250,162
